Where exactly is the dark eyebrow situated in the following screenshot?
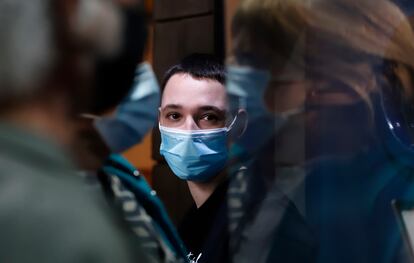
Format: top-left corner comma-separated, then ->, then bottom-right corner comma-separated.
198,106 -> 227,115
161,104 -> 182,112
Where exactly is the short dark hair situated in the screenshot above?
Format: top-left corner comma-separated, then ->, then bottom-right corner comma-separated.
162,53 -> 225,89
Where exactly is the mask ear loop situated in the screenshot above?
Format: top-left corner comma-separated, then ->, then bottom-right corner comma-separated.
226,109 -> 248,138
226,115 -> 238,131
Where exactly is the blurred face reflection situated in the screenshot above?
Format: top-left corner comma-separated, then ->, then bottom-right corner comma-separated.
269,63 -> 376,112
160,73 -> 228,130
269,79 -> 307,113
266,61 -> 377,160
303,64 -> 376,158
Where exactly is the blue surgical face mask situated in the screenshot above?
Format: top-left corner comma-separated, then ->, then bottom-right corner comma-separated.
226,65 -> 303,161
159,120 -> 236,182
94,62 -> 160,153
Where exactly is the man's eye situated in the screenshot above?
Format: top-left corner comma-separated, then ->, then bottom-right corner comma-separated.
166,112 -> 181,120
200,114 -> 218,122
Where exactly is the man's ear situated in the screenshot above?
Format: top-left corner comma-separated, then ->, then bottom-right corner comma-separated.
230,109 -> 248,138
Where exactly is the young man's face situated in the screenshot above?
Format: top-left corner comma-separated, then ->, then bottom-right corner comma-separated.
160,73 -> 228,130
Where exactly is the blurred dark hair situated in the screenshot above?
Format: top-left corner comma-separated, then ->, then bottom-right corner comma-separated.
91,7 -> 148,115
162,53 -> 225,89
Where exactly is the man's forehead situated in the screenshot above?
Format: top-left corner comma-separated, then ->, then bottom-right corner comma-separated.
163,73 -> 225,92
161,103 -> 226,111
161,73 -> 228,108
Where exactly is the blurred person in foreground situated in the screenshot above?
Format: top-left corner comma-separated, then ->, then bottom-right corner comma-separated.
0,0 -> 148,262
69,1 -> 188,262
229,0 -> 414,262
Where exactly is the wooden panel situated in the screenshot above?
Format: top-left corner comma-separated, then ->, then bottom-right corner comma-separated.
152,15 -> 215,84
154,0 -> 213,20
